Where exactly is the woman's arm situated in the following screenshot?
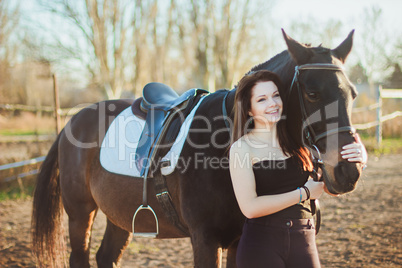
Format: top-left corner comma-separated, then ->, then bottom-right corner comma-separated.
229,143 -> 323,219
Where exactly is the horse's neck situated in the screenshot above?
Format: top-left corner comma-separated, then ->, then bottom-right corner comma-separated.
227,51 -> 296,112
252,50 -> 296,88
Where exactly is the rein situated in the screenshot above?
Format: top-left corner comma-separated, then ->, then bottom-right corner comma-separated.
289,63 -> 356,234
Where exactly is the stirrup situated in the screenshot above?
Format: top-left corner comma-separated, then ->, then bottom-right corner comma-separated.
132,205 -> 159,238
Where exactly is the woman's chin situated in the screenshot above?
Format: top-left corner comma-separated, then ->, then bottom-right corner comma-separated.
265,115 -> 280,124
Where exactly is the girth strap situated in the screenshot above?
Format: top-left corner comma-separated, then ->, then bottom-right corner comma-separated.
154,170 -> 190,236
146,93 -> 207,237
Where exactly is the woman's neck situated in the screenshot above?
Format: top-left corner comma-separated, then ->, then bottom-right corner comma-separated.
249,123 -> 279,147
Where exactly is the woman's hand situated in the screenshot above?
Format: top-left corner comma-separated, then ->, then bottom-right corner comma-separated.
304,178 -> 324,200
311,168 -> 340,197
340,133 -> 368,164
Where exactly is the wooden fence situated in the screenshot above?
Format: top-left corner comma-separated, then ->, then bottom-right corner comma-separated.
0,156 -> 45,193
352,86 -> 402,145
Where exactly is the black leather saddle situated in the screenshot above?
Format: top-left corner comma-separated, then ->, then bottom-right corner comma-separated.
134,82 -> 209,178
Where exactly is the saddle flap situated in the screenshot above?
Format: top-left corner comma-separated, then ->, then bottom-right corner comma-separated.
135,108 -> 167,175
135,88 -> 209,177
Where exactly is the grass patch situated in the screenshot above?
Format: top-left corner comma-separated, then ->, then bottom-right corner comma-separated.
0,177 -> 36,201
0,184 -> 34,201
0,129 -> 54,136
360,135 -> 402,155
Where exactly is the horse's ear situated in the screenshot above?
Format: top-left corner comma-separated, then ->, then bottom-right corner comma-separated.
332,30 -> 354,63
282,29 -> 313,65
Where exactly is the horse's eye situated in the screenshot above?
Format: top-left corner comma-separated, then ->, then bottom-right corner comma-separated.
307,92 -> 319,100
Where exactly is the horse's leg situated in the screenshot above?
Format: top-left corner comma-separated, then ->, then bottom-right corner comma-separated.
61,168 -> 99,267
191,232 -> 222,268
67,207 -> 98,268
96,219 -> 132,268
226,239 -> 239,268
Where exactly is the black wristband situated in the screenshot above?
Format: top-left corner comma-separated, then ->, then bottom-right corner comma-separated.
301,186 -> 310,200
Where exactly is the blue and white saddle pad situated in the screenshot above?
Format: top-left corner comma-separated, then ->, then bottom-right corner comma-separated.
100,96 -> 206,177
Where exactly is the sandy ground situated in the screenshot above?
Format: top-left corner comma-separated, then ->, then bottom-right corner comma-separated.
0,153 -> 401,267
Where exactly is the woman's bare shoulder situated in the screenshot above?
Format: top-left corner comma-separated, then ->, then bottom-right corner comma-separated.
229,135 -> 252,156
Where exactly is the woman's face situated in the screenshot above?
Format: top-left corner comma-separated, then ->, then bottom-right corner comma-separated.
249,81 -> 283,127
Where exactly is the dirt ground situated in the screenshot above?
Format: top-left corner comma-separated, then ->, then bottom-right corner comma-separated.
0,153 -> 401,267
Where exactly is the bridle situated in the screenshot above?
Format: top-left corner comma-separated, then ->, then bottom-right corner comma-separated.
288,63 -> 356,181
289,63 -> 356,234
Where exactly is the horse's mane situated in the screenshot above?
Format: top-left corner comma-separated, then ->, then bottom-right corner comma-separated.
242,49 -> 296,91
246,44 -> 332,86
249,43 -> 332,70
231,50 -> 293,91
248,50 -> 291,74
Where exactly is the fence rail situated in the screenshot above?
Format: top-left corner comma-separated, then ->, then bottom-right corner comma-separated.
353,111 -> 402,130
0,156 -> 45,188
0,103 -> 81,116
352,103 -> 381,113
0,156 -> 46,171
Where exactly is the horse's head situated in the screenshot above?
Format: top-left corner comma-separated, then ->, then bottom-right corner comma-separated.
282,29 -> 362,195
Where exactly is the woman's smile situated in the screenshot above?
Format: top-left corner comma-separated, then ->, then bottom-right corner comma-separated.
249,81 -> 283,127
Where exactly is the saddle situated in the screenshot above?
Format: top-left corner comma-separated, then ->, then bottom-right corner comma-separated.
134,82 -> 208,178
131,82 -> 208,238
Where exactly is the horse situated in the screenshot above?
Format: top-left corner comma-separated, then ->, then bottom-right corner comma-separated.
32,29 -> 363,267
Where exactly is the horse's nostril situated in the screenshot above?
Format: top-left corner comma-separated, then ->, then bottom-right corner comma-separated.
334,161 -> 360,192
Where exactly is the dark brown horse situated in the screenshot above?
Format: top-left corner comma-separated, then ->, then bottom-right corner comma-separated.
32,30 -> 363,267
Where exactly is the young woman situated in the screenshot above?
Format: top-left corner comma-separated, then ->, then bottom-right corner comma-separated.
229,70 -> 367,268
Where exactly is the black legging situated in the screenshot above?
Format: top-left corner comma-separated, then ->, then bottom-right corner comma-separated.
236,217 -> 321,268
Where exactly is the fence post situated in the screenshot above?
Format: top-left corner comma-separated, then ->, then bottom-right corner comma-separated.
16,175 -> 26,195
376,85 -> 382,146
53,74 -> 62,134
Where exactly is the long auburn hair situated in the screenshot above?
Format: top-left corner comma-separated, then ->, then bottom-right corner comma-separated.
230,70 -> 313,171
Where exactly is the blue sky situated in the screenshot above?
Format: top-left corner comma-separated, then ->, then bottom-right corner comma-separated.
273,0 -> 401,30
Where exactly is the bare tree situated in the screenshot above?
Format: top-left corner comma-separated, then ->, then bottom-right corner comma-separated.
358,6 -> 390,89
132,0 -> 153,95
31,0 -> 275,97
0,0 -> 21,103
178,0 -> 265,91
132,0 -> 177,93
38,0 -> 134,99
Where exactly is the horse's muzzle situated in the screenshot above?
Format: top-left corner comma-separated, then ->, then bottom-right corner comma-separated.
327,160 -> 361,194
